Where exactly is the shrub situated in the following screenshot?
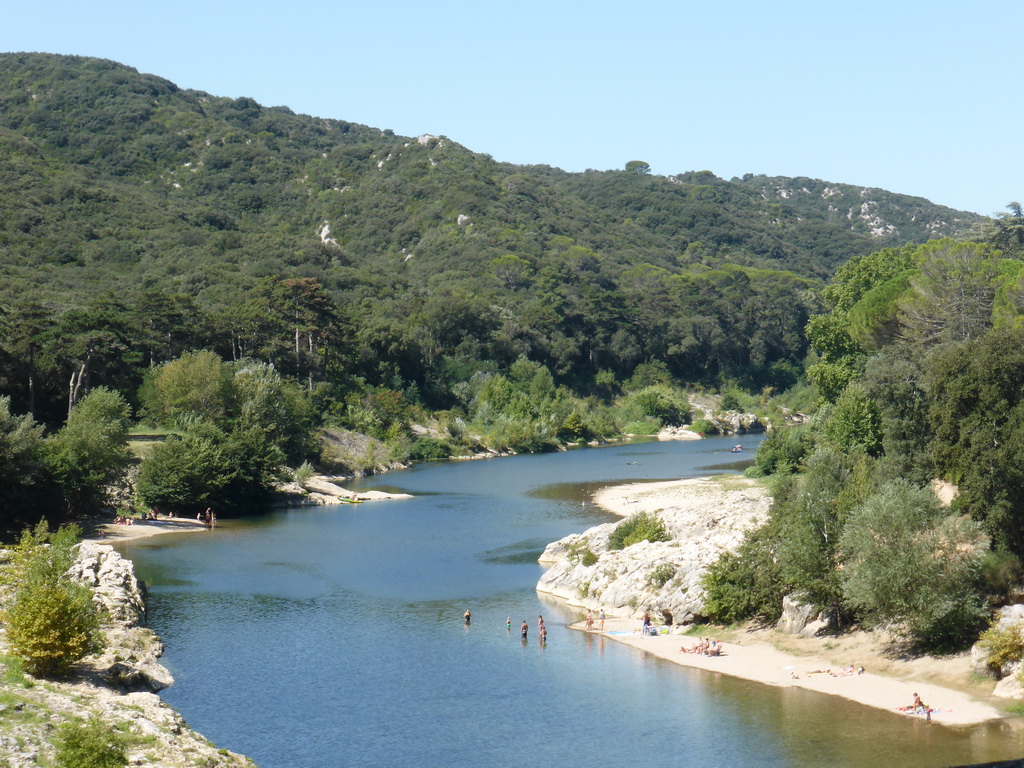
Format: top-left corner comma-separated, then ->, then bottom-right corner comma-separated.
54,716 -> 128,768
6,578 -> 102,678
977,623 -> 1024,674
622,385 -> 690,426
622,419 -> 661,436
748,425 -> 810,477
408,436 -> 451,461
720,389 -> 743,411
840,480 -> 989,650
648,563 -> 676,588
609,512 -> 668,550
566,539 -> 598,566
689,418 -> 717,435
292,461 -> 314,487
3,523 -> 103,678
702,525 -> 787,624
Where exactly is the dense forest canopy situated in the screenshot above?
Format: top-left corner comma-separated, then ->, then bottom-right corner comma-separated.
0,53 -> 984,424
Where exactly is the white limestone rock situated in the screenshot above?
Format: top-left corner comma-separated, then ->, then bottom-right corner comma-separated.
537,478 -> 769,621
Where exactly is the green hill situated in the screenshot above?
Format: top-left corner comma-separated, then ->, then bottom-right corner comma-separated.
0,52 -> 988,422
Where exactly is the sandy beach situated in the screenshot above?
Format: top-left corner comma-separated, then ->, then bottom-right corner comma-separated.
592,475 -> 765,518
81,516 -> 210,544
583,476 -> 1010,727
577,619 -> 1003,726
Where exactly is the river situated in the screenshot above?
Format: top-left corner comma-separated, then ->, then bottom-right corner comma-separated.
116,436 -> 1024,768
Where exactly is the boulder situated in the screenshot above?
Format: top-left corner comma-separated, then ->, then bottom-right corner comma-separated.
776,593 -> 839,637
994,666 -> 1024,699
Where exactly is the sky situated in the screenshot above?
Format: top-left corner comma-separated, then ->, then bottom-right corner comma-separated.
2,1 -> 1019,215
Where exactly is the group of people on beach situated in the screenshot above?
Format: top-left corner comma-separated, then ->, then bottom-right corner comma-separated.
680,637 -> 723,656
584,609 -> 606,632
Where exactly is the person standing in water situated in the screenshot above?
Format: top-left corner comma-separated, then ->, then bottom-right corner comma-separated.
464,609 -> 471,625
506,617 -> 511,632
521,619 -> 528,639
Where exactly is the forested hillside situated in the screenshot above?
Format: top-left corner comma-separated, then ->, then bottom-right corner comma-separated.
0,52 -> 1001,538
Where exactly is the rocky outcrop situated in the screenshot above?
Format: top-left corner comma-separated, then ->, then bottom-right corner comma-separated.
970,604 -> 1024,699
0,544 -> 254,768
536,478 -> 770,622
696,410 -> 766,435
275,473 -> 413,506
776,593 -> 838,637
657,426 -> 703,440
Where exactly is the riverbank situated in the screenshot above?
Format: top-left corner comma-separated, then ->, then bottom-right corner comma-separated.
0,544 -> 254,767
80,475 -> 413,544
577,618 -> 1006,726
569,476 -> 1012,727
82,516 -> 209,544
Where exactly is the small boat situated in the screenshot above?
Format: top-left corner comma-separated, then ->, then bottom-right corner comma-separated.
339,497 -> 365,504
731,445 -> 743,453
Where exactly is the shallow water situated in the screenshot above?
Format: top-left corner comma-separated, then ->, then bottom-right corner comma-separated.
118,437 -> 1024,767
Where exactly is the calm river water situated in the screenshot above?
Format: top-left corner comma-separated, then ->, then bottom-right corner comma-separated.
117,436 -> 1024,768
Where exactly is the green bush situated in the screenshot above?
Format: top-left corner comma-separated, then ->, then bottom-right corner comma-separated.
622,385 -> 690,426
840,480 -> 989,650
748,425 -> 809,477
720,389 -> 743,411
702,524 -> 788,624
689,418 -> 717,435
622,419 -> 661,436
609,512 -> 668,550
648,563 -> 676,588
408,436 -> 451,461
566,539 -> 598,567
54,716 -> 128,768
4,524 -> 103,678
977,623 -> 1024,673
292,461 -> 314,487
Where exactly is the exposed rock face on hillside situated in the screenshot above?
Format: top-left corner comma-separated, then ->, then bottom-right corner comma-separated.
536,477 -> 770,623
734,174 -> 986,243
0,544 -> 254,768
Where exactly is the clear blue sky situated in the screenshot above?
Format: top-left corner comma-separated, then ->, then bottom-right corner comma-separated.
3,1 -> 1018,215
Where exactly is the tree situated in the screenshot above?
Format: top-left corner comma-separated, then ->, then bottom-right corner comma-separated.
820,383 -> 883,456
840,480 -> 988,649
989,201 -> 1024,256
926,328 -> 1024,555
139,350 -> 231,425
0,396 -> 52,531
899,239 -> 997,346
3,523 -> 103,677
822,245 -> 915,313
135,421 -> 235,514
624,160 -> 651,175
491,254 -> 533,289
774,448 -> 874,615
45,388 -> 133,517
